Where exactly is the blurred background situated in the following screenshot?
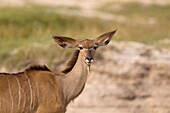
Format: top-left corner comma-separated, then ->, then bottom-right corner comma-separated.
0,0 -> 170,113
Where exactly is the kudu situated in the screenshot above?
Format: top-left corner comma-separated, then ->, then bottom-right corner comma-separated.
0,30 -> 117,113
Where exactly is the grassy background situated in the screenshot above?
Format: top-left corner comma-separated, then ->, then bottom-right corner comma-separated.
0,3 -> 170,71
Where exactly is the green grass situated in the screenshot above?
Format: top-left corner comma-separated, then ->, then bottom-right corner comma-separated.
0,6 -> 113,51
98,2 -> 170,43
0,6 -> 111,39
0,3 -> 170,71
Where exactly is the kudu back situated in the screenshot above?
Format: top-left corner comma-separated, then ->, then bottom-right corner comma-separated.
0,30 -> 117,113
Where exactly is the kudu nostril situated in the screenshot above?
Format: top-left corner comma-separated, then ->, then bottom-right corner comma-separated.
85,57 -> 94,63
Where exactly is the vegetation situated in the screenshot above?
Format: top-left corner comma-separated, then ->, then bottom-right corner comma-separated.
0,3 -> 169,71
98,2 -> 170,43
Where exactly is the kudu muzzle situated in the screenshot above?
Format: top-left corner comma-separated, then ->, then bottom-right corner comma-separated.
85,50 -> 94,64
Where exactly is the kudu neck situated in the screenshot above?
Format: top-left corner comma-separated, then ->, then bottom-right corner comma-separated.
61,50 -> 90,106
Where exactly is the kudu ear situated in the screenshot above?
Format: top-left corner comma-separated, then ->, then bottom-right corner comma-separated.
95,29 -> 117,46
52,36 -> 77,48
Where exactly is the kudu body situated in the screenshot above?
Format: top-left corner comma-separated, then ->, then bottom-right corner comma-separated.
0,30 -> 117,113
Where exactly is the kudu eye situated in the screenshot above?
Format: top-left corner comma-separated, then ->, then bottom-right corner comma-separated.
93,46 -> 98,50
79,46 -> 83,50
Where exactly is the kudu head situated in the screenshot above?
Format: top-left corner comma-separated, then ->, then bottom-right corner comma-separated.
52,30 -> 117,65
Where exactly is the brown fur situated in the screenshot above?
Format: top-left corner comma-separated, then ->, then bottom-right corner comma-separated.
0,67 -> 65,113
25,65 -> 51,72
62,50 -> 79,74
0,65 -> 51,75
0,52 -> 87,113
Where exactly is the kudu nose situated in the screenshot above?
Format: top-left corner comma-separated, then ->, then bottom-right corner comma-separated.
85,57 -> 94,64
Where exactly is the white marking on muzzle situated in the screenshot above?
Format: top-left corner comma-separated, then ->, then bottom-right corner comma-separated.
85,59 -> 94,64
